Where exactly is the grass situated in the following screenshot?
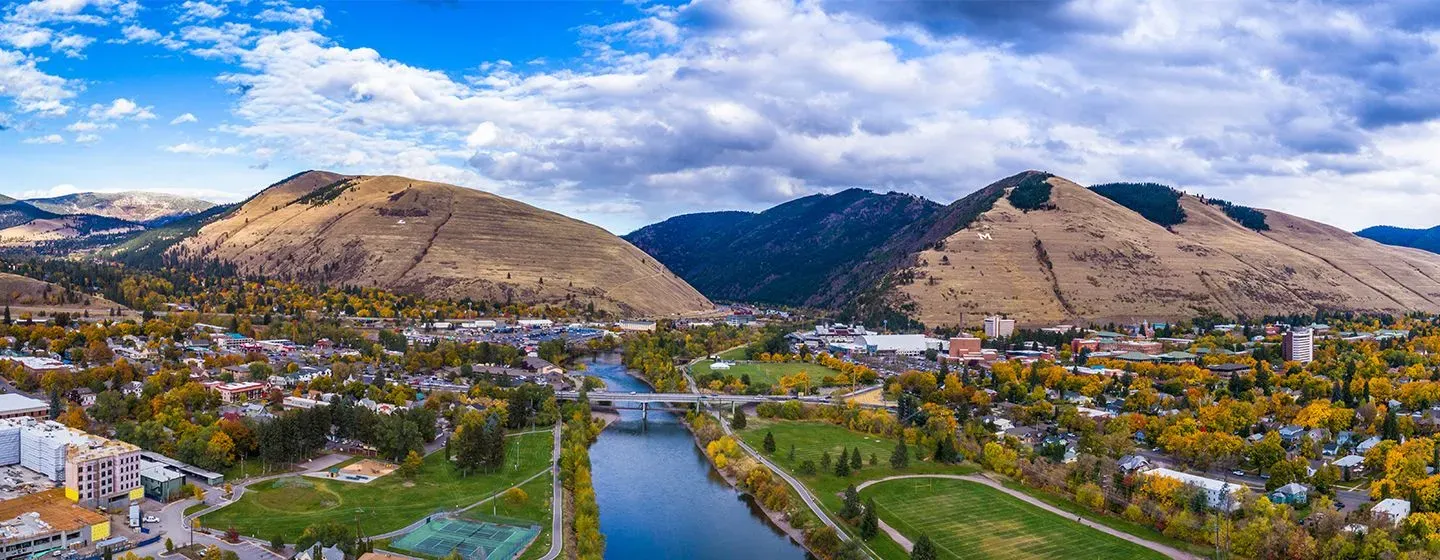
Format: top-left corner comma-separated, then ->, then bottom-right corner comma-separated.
862,478 -> 1168,560
693,360 -> 837,386
201,430 -> 553,541
716,346 -> 749,360
222,458 -> 295,482
184,502 -> 209,518
998,481 -> 1211,557
737,418 -> 979,559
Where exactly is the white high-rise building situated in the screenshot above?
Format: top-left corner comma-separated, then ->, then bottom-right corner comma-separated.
1283,327 -> 1314,363
983,316 -> 1015,338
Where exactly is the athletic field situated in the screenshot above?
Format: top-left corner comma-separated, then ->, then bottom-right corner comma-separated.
391,517 -> 538,560
861,478 -> 1167,560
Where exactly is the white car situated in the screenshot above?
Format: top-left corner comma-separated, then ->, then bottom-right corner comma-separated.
143,515 -> 160,523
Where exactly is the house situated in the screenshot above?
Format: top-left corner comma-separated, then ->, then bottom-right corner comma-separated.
1118,455 -> 1151,473
297,545 -> 346,560
1278,425 -> 1305,444
522,357 -> 564,375
1144,468 -> 1242,511
70,388 -> 97,408
1356,436 -> 1383,454
1206,363 -> 1253,379
1270,483 -> 1308,505
1372,498 -> 1411,526
1333,455 -> 1366,481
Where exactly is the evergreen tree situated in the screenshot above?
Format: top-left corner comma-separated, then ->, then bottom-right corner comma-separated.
912,535 -> 938,560
860,498 -> 879,540
763,431 -> 776,454
788,443 -> 796,461
821,451 -> 832,471
869,453 -> 877,467
839,485 -> 861,519
2,305 -> 9,325
48,389 -> 60,421
731,408 -> 747,430
1384,407 -> 1400,441
850,446 -> 862,471
890,439 -> 909,469
836,448 -> 851,476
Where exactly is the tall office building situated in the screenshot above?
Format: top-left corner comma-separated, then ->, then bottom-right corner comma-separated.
1283,327 -> 1314,363
983,316 -> 1015,338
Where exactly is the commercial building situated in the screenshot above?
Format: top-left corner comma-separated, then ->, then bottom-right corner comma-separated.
983,316 -> 1015,339
948,337 -> 982,357
139,464 -> 184,501
0,489 -> 110,560
1144,468 -> 1242,511
138,452 -> 223,486
0,358 -> 73,376
855,335 -> 938,356
0,419 -> 141,509
211,382 -> 267,403
1283,327 -> 1314,363
0,395 -> 46,420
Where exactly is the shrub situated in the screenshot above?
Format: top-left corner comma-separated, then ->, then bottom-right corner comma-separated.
1007,173 -> 1056,211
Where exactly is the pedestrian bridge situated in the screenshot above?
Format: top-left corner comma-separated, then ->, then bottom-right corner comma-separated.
555,391 -> 782,404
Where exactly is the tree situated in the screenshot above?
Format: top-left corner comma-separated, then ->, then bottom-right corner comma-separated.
912,534 -> 938,560
1384,406 -> 1400,441
730,408 -> 747,430
798,460 -> 817,475
399,450 -> 423,479
835,448 -> 851,477
821,451 -> 832,471
860,498 -> 879,540
763,431 -> 776,454
1247,432 -> 1285,475
840,484 -> 861,519
850,446 -> 862,471
788,443 -> 795,461
270,535 -> 284,550
891,439 -> 909,469
165,539 -> 174,553
502,487 -> 529,508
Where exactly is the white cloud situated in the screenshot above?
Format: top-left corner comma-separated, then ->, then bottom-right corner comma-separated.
169,112 -> 197,125
118,24 -> 185,50
8,0 -> 118,26
176,1 -> 225,23
0,48 -> 76,115
255,4 -> 325,28
180,22 -> 252,59
164,142 -> 239,156
21,133 -> 62,144
73,132 -> 98,143
88,97 -> 155,120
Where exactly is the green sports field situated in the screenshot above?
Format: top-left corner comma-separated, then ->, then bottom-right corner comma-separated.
692,360 -> 837,386
861,478 -> 1167,560
201,430 -> 553,541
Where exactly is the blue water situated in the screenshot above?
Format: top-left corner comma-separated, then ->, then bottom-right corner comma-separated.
583,354 -> 806,560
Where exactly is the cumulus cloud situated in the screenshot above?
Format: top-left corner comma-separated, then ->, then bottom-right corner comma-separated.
170,112 -> 197,125
176,1 -> 225,23
74,132 -> 98,143
0,48 -> 76,115
164,142 -> 239,156
21,133 -> 61,144
88,97 -> 155,120
119,24 -> 186,50
255,4 -> 325,28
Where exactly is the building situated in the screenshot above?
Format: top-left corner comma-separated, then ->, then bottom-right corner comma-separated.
139,464 -> 184,501
1270,483 -> 1308,505
1373,498 -> 1412,526
1144,468 -> 1242,511
1118,455 -> 1151,473
948,337 -> 982,358
212,382 -> 267,403
983,316 -> 1015,339
516,319 -> 554,329
1283,327 -> 1315,363
62,432 -> 142,508
0,395 -> 47,420
1333,455 -> 1365,481
1207,363 -> 1253,379
138,452 -> 223,486
855,335 -> 932,356
0,489 -> 110,560
283,396 -> 330,410
522,357 -> 564,376
616,321 -> 657,332
0,357 -> 73,376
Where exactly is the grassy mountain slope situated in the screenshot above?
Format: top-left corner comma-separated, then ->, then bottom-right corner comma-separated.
0,215 -> 143,246
160,171 -> 710,317
625,189 -> 942,306
1356,225 -> 1440,255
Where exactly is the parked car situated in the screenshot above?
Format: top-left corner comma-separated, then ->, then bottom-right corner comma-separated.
143,515 -> 159,523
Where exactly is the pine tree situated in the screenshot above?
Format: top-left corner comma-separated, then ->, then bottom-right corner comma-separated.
891,439 -> 909,469
839,485 -> 861,519
860,497 -> 879,540
731,408 -> 747,430
850,447 -> 862,470
1384,407 -> 1400,441
763,431 -> 776,453
912,534 -> 938,560
836,448 -> 851,476
788,443 -> 796,461
821,451 -> 832,471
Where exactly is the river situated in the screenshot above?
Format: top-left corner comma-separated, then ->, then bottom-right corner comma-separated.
583,354 -> 807,560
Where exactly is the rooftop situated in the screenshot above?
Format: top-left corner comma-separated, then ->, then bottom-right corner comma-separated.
0,394 -> 46,414
1145,468 -> 1240,493
0,489 -> 106,543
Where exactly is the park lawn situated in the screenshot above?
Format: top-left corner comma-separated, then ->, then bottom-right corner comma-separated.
998,481 -> 1212,558
693,360 -> 837,387
862,478 -> 1168,560
201,430 -> 552,541
716,346 -> 749,361
738,419 -> 979,559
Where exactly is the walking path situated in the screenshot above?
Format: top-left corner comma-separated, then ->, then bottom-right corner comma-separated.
854,474 -> 1201,560
538,422 -> 564,560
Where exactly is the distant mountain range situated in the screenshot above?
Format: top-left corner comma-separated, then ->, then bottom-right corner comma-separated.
1355,225 -> 1440,255
24,192 -> 215,225
629,171 -> 1440,327
107,171 -> 711,317
0,191 -> 214,248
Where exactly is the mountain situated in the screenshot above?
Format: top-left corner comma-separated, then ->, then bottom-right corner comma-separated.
1356,225 -> 1440,255
0,271 -> 127,311
25,192 -> 215,225
624,189 -> 941,305
0,215 -> 143,246
115,170 -> 711,317
632,171 -> 1440,327
0,197 -> 59,230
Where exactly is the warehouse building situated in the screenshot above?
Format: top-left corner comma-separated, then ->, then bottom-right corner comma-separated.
0,396 -> 46,421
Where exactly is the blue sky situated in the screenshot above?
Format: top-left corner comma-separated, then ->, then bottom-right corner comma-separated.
5,0 -> 1440,233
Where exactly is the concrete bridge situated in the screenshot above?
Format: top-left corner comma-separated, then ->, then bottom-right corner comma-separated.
556,391 -> 893,418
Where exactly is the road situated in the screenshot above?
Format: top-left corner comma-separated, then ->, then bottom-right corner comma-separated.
1133,448 -> 1370,511
855,474 -> 1202,560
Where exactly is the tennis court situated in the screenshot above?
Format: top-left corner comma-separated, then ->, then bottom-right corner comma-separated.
390,517 -> 539,560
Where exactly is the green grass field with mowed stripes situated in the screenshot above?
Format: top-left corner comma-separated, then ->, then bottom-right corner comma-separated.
861,478 -> 1168,560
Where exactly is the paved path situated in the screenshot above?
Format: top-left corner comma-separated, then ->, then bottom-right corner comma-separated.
538,422 -> 564,560
854,474 -> 1201,560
